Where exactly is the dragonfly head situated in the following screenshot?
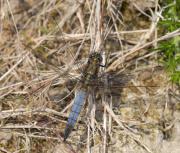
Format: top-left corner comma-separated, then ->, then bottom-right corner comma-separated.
89,52 -> 102,65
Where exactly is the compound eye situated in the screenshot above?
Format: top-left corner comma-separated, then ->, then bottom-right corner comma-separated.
89,52 -> 102,61
89,53 -> 95,58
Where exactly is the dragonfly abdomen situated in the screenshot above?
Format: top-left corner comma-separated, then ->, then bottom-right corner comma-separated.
64,90 -> 87,141
64,52 -> 102,140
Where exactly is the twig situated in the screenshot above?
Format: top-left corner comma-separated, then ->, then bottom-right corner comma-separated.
108,29 -> 180,71
33,30 -> 148,43
0,53 -> 29,82
0,107 -> 67,120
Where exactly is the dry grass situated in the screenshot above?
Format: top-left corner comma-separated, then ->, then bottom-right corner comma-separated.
0,0 -> 180,153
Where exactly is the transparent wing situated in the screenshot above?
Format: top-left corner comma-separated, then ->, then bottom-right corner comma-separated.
80,71 -> 159,91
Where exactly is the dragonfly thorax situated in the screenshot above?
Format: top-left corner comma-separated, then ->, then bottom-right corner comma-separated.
81,52 -> 102,87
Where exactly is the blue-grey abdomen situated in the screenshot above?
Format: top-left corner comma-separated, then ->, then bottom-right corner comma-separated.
64,90 -> 87,140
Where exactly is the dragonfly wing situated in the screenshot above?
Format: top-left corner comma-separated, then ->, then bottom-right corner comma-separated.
64,90 -> 87,141
84,73 -> 133,90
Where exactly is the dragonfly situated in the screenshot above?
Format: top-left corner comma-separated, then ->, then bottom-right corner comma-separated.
63,51 -> 152,141
64,52 -> 103,141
